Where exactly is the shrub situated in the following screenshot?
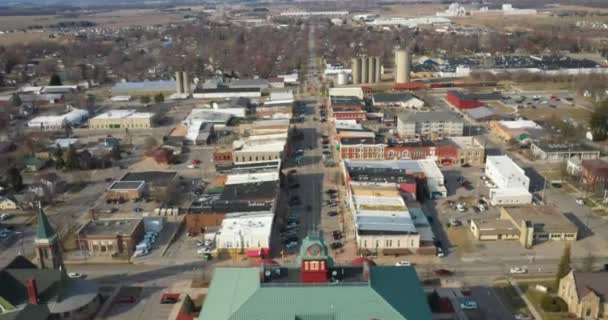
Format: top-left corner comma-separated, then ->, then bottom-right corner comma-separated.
540,295 -> 568,312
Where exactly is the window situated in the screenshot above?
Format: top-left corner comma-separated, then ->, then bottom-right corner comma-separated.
586,309 -> 591,317
386,240 -> 392,247
363,240 -> 368,248
397,240 -> 400,247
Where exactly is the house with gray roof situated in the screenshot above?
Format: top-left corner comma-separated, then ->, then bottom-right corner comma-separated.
559,270 -> 608,319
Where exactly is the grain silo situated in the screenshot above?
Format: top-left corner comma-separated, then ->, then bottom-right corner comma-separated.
175,71 -> 184,93
360,57 -> 368,84
351,58 -> 361,84
182,72 -> 191,94
368,57 -> 376,84
395,49 -> 407,84
374,57 -> 381,83
404,51 -> 411,83
337,72 -> 348,85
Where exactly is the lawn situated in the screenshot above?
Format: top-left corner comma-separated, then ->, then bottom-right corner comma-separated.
519,281 -> 570,320
493,282 -> 528,315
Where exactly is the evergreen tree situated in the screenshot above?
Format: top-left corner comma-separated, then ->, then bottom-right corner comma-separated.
53,145 -> 65,169
49,73 -> 62,86
154,93 -> 164,103
65,145 -> 79,170
7,167 -> 23,191
555,244 -> 571,288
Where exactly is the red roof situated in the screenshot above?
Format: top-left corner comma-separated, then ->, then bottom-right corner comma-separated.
251,258 -> 280,267
351,257 -> 376,267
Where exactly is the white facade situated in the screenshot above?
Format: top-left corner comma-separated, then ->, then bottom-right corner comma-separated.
329,87 -> 364,100
215,213 -> 273,250
485,155 -> 529,189
193,91 -> 261,99
488,187 -> 533,206
485,155 -> 531,205
27,108 -> 89,130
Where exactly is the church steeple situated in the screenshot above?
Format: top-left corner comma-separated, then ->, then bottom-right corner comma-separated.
34,203 -> 63,270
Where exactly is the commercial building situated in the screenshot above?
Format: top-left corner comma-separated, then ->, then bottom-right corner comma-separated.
559,270 -> 608,319
105,181 -> 146,201
214,212 -> 274,257
76,218 -> 145,256
343,159 -> 447,200
329,87 -> 364,100
485,155 -> 532,205
187,173 -> 279,234
489,119 -> 545,142
372,93 -> 425,109
500,206 -> 578,248
469,219 -> 521,241
448,136 -> 485,166
193,87 -> 262,99
530,142 -> 600,162
88,109 -> 156,129
199,233 -> 432,320
27,108 -> 89,131
581,159 -> 608,191
446,91 -> 503,110
397,111 -> 464,140
111,80 -> 177,95
351,186 -> 421,255
227,79 -> 270,90
464,106 -> 511,122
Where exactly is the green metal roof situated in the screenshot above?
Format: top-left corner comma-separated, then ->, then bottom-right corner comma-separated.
35,206 -> 56,240
199,266 -> 432,320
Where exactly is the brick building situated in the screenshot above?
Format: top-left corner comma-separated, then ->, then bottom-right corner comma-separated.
581,159 -> 608,190
76,218 -> 145,256
446,90 -> 484,109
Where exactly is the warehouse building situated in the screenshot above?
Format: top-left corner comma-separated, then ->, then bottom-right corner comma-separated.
530,142 -> 600,162
372,93 -> 425,109
27,108 -> 89,131
111,80 -> 177,95
88,109 -> 157,129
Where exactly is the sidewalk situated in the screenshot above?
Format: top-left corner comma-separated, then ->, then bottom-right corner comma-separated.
509,279 -> 542,320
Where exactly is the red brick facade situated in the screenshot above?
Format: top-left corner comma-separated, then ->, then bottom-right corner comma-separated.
339,143 -> 459,166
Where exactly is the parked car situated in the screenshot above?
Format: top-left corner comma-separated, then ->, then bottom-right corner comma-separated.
509,267 -> 527,274
68,272 -> 83,279
395,261 -> 411,266
575,198 -> 585,205
460,299 -> 478,310
160,293 -> 180,304
436,247 -> 445,258
433,269 -> 453,277
327,211 -> 338,217
134,249 -> 149,257
0,213 -> 12,221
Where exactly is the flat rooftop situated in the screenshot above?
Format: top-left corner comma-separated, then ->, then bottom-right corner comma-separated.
398,111 -> 462,123
78,219 -> 141,237
449,136 -> 484,149
486,155 -> 525,176
504,205 -> 578,234
356,215 -> 417,234
218,213 -> 273,237
220,180 -> 278,201
92,109 -> 154,120
107,181 -> 145,191
534,142 -> 599,153
121,171 -> 176,186
471,219 -> 520,236
225,171 -> 279,185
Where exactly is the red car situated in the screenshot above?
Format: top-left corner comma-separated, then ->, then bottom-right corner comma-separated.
160,293 -> 180,304
433,269 -> 453,277
192,159 -> 201,165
